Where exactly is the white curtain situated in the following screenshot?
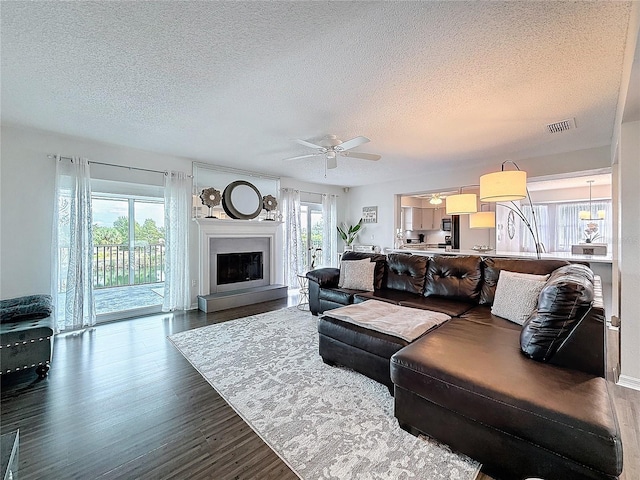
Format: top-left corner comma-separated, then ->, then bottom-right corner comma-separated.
163,171 -> 192,311
520,204 -> 549,253
555,201 -> 612,251
52,156 -> 96,331
521,201 -> 612,253
281,188 -> 303,287
322,194 -> 338,267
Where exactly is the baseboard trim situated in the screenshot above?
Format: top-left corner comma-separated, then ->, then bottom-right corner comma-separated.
617,374 -> 640,391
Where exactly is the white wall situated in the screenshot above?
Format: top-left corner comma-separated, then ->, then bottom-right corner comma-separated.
0,124 -> 348,304
618,120 -> 640,387
612,2 -> 640,389
347,145 -> 612,250
0,124 -> 185,300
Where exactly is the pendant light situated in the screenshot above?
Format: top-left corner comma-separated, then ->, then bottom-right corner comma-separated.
579,180 -> 605,221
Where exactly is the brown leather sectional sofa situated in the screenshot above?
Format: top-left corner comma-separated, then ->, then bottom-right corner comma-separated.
306,252 -> 623,480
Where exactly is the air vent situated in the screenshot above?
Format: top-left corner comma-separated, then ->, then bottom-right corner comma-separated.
546,118 -> 576,134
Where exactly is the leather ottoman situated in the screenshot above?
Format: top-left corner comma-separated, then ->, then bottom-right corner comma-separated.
318,314 -> 410,394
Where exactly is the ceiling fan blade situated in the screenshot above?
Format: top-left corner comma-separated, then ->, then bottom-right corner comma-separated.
327,156 -> 338,169
283,153 -> 320,162
335,136 -> 370,151
342,151 -> 381,161
296,139 -> 325,150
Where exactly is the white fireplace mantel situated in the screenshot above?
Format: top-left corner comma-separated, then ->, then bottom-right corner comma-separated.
194,218 -> 284,296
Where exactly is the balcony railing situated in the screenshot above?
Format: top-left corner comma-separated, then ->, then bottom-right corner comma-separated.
57,244 -> 165,291
93,243 -> 165,288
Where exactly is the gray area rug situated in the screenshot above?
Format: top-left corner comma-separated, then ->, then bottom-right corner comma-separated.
168,307 -> 480,479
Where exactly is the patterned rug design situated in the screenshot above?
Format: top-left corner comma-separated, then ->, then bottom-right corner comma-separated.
168,307 -> 480,479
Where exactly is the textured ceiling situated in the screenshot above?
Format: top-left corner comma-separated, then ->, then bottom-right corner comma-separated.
0,1 -> 632,186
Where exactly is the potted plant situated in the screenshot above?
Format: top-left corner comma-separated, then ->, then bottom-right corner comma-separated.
337,219 -> 363,251
584,222 -> 601,243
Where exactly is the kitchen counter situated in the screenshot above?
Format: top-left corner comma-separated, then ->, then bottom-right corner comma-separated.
390,247 -> 613,264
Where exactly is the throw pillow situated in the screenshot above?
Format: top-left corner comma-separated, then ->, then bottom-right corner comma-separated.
338,259 -> 376,291
491,271 -> 549,325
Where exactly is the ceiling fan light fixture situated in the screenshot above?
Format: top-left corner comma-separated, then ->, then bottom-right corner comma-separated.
429,194 -> 443,205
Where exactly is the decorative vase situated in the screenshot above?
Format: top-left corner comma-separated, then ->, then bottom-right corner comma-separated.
344,245 -> 353,252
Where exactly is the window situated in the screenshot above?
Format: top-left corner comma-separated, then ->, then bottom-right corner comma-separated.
521,200 -> 612,253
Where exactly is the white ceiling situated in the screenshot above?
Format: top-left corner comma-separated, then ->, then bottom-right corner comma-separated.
0,1 -> 633,186
527,173 -> 611,192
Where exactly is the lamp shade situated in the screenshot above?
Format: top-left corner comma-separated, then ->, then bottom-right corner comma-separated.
445,193 -> 477,214
469,211 -> 496,229
480,170 -> 527,202
579,210 -> 590,220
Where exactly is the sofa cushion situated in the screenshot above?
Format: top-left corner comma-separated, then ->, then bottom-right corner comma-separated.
342,251 -> 386,290
459,305 -> 521,331
338,259 -> 376,291
423,255 -> 482,302
390,318 -> 623,477
479,257 -> 570,305
354,290 -> 420,305
399,296 -> 474,317
385,253 -> 429,294
520,264 -> 595,362
491,271 -> 548,325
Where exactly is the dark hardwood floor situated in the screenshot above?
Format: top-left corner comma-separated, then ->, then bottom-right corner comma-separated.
1,298 -> 299,479
1,297 -> 638,480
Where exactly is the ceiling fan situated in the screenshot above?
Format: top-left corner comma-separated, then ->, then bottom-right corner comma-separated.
283,135 -> 382,170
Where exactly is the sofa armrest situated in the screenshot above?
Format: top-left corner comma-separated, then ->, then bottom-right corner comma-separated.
548,276 -> 606,377
307,268 -> 340,288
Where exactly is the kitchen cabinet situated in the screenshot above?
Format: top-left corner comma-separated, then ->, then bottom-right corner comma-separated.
432,208 -> 449,230
403,207 -> 422,230
421,208 -> 435,230
404,207 -> 446,230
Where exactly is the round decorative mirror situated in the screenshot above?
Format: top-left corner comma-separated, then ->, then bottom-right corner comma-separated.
222,180 -> 263,219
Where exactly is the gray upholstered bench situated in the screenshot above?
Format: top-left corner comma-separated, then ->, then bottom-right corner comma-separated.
0,295 -> 55,377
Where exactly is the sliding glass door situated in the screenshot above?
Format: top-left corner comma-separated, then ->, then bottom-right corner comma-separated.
300,202 -> 324,270
91,195 -> 165,319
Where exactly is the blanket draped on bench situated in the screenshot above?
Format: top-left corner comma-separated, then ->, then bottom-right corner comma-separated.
0,294 -> 53,323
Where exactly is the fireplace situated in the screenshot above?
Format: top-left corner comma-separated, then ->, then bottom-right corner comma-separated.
209,237 -> 270,293
217,252 -> 263,285
195,219 -> 285,308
